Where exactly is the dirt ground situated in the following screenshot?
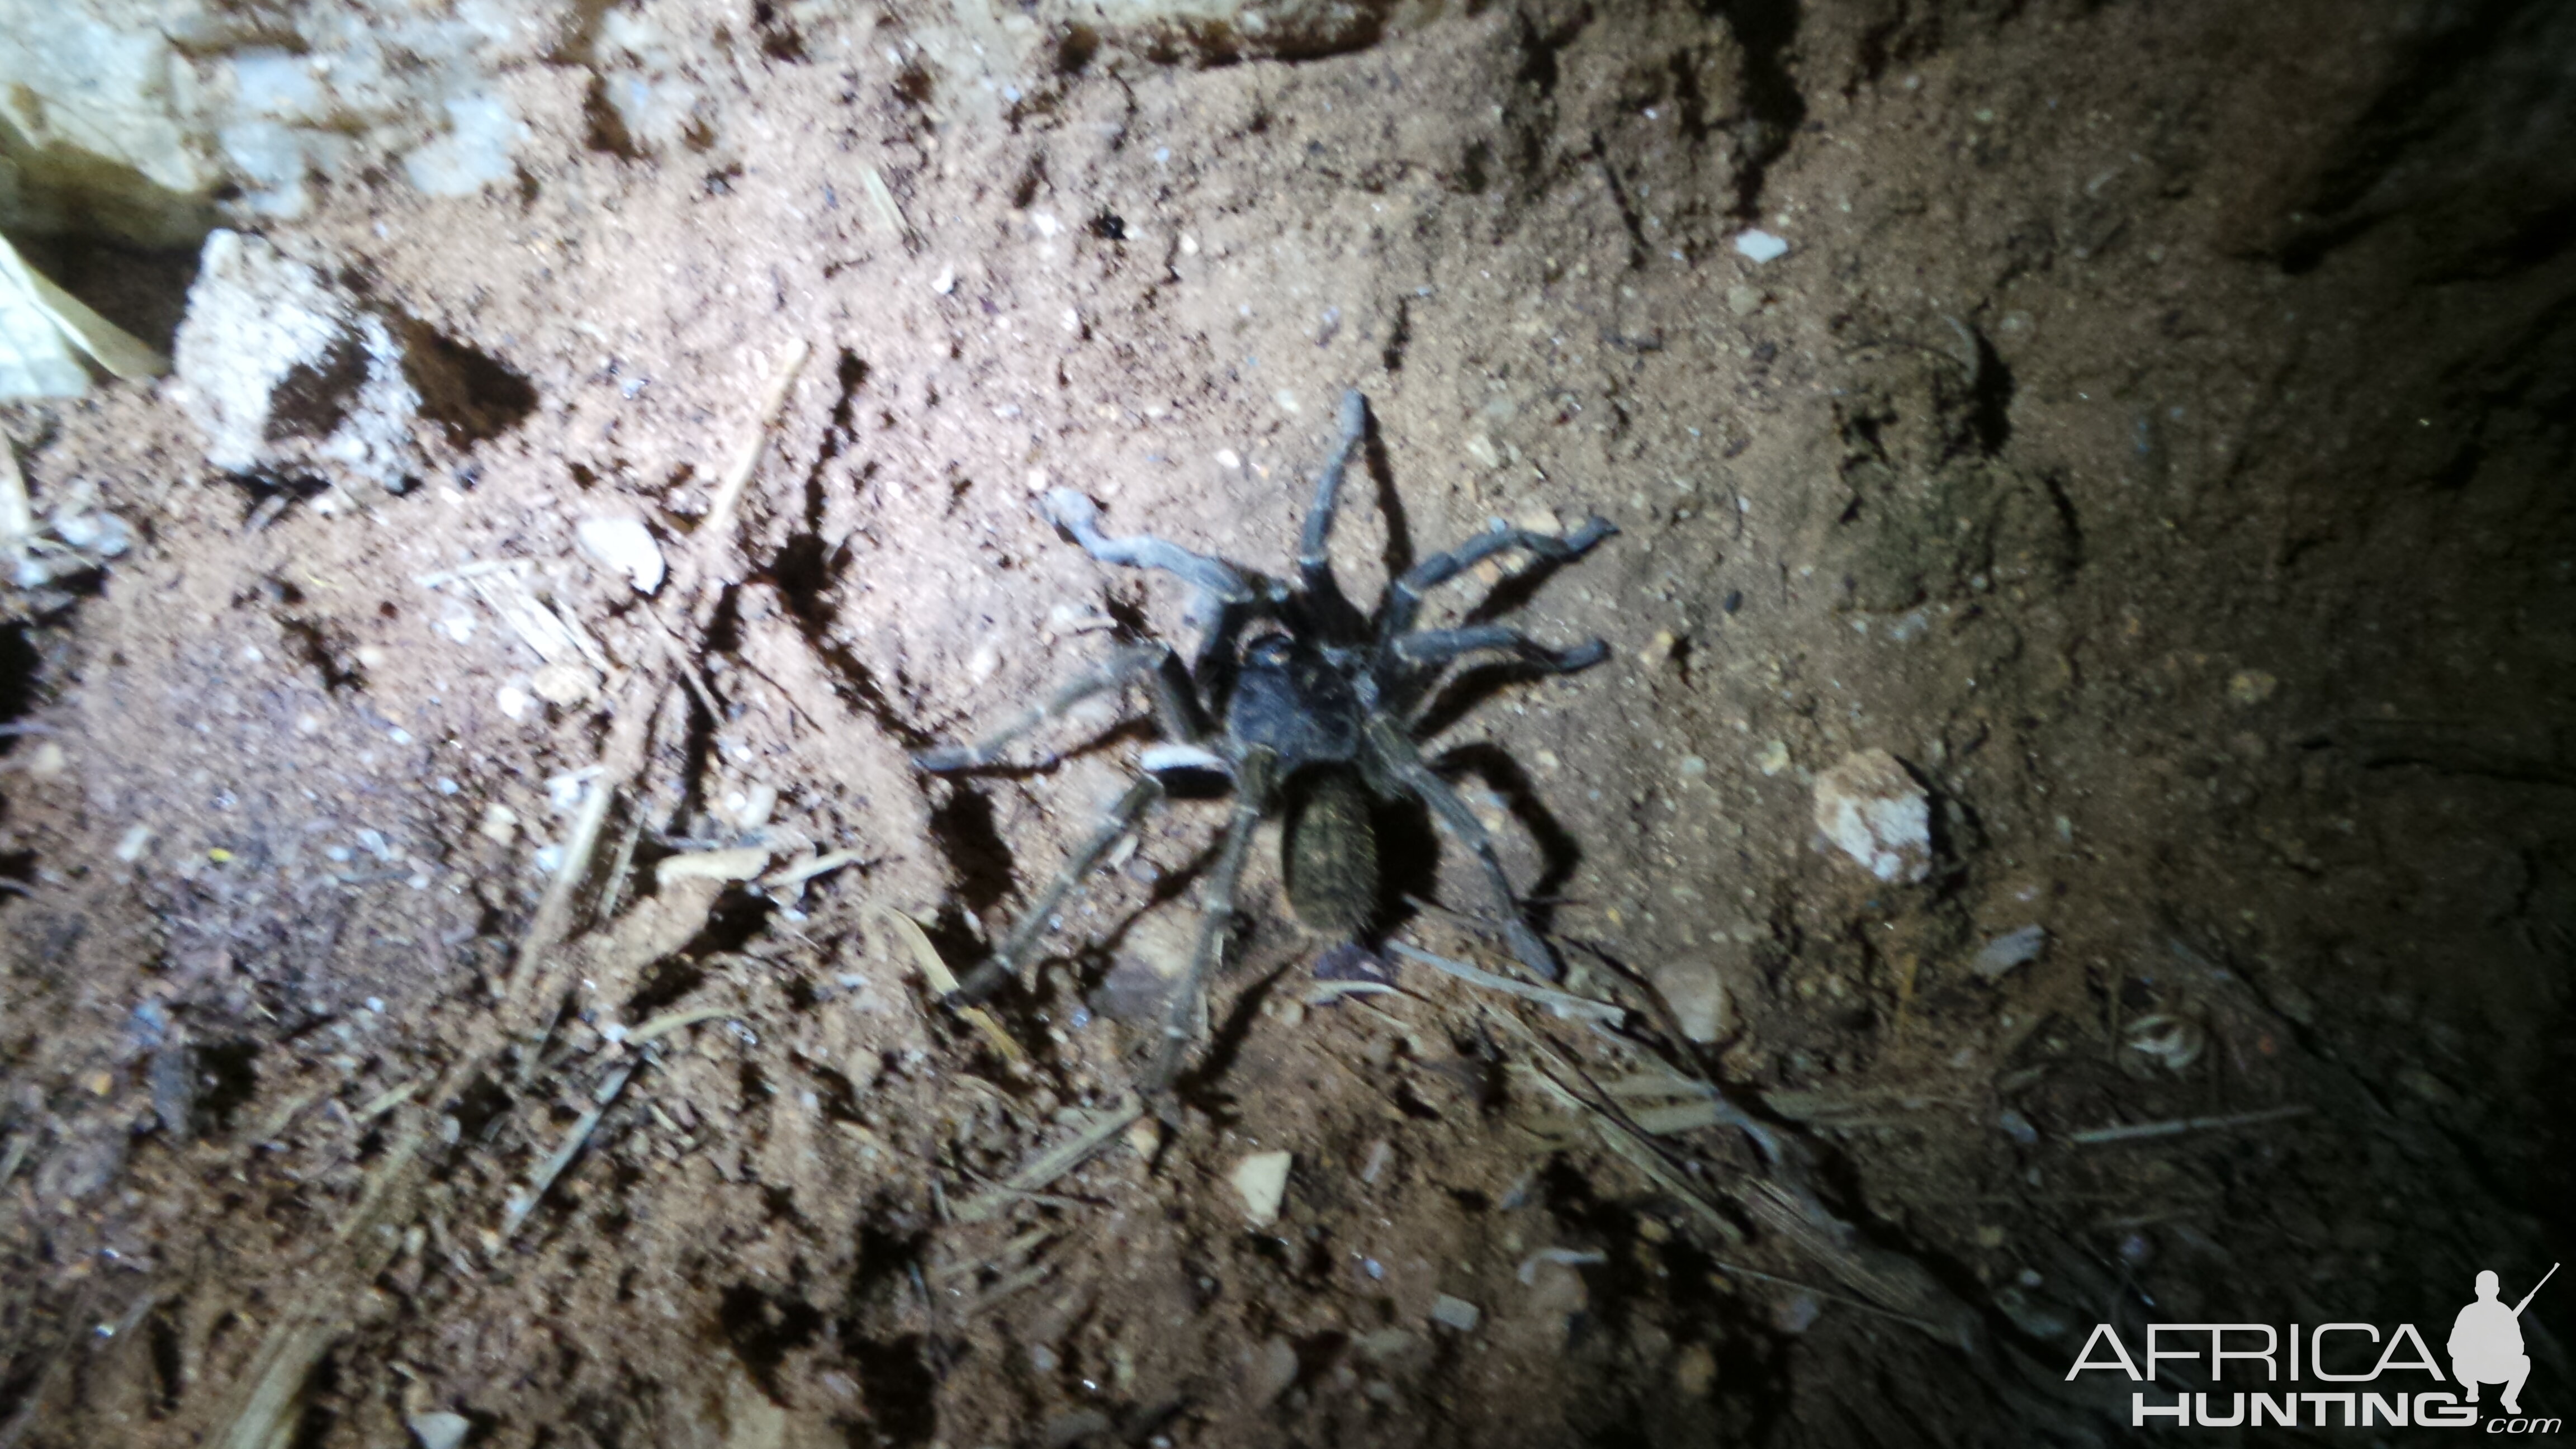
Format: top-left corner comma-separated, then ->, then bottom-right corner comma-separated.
4,0 -> 2572,1445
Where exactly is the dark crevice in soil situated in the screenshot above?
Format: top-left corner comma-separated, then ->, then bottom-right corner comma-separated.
1710,0 -> 1806,221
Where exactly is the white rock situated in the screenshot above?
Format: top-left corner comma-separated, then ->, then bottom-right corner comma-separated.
1230,1149 -> 1292,1227
1733,229 -> 1789,263
1813,749 -> 1933,883
1429,1294 -> 1482,1332
575,516 -> 665,593
173,230 -> 423,491
1970,925 -> 2047,979
1652,960 -> 1733,1043
408,1413 -> 471,1449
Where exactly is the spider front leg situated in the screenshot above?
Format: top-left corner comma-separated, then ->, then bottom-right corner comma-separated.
1143,747 -> 1277,1096
1041,487 -> 1258,608
1362,717 -> 1564,981
1376,514 -> 1617,648
914,643 -> 1201,771
1390,624 -> 1612,674
1294,389 -> 1370,624
1040,486 -> 1281,684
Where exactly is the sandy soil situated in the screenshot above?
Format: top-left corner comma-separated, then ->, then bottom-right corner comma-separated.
3,1 -> 2571,1445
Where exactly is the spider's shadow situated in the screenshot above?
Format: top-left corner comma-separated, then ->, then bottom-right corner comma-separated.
1171,954 -> 1302,1120
1423,741 -> 1586,939
920,716 -> 1167,925
1360,411 -> 1416,589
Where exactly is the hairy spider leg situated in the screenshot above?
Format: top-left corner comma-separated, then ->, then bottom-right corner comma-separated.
1294,389 -> 1371,631
1375,515 -> 1618,654
917,640 -> 1212,1001
1390,624 -> 1611,671
949,773 -> 1167,1005
1144,746 -> 1278,1096
1041,487 -> 1256,605
1040,484 -> 1280,695
1385,625 -> 1611,721
1361,716 -> 1564,982
912,643 -> 1199,771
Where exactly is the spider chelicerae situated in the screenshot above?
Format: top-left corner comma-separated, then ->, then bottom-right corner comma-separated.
918,390 -> 1614,1091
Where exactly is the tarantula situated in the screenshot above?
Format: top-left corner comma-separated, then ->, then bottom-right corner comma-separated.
917,390 -> 1614,1090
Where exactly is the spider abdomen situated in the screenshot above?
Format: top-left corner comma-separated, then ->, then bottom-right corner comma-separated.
1284,765 -> 1379,941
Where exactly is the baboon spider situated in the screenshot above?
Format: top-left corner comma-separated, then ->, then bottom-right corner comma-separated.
918,391 -> 1614,1091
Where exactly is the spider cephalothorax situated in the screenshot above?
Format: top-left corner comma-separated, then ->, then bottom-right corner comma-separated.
918,390 -> 1613,1089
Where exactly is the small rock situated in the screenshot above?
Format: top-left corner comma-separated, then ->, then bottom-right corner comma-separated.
1652,960 -> 1732,1043
407,1412 -> 471,1449
1353,1327 -> 1416,1362
966,639 -> 1001,686
1640,629 -> 1679,668
529,663 -> 597,707
173,230 -> 446,493
575,517 -> 665,593
2124,1015 -> 2204,1073
1725,284 -> 1765,315
1249,1336 -> 1299,1403
1813,748 -> 1933,884
23,739 -> 66,779
1093,913 -> 1194,1022
1122,1115 -> 1162,1161
1755,740 -> 1792,776
1522,1258 -> 1590,1317
495,684 -> 534,721
1359,1138 -> 1393,1185
931,263 -> 956,295
1773,1292 -> 1821,1334
1231,1149 -> 1292,1227
1732,229 -> 1789,263
1674,1342 -> 1718,1398
2227,669 -> 2279,707
1429,1294 -> 1482,1332
1041,1409 -> 1110,1447
1971,925 -> 2047,979
1465,433 -> 1503,470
